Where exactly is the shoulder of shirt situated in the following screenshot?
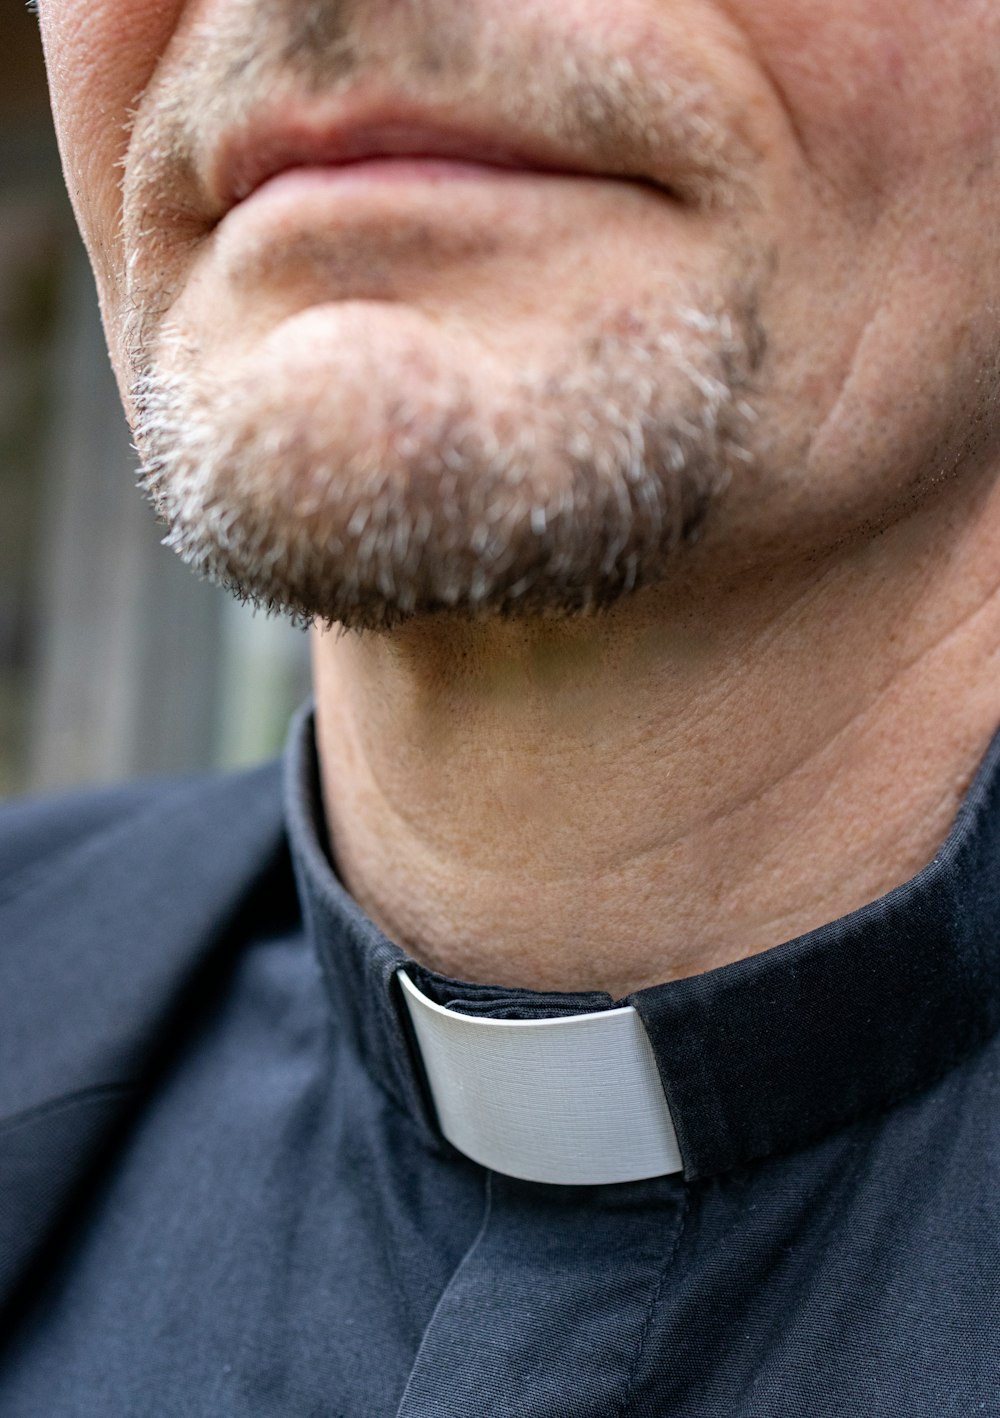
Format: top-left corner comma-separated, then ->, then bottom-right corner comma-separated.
0,761 -> 293,1301
0,760 -> 290,1123
0,776 -> 173,895
0,763 -> 286,903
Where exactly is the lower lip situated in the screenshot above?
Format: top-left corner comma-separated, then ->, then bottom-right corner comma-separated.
241,156 -> 578,202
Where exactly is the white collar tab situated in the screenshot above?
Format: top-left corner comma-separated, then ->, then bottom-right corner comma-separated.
397,970 -> 683,1186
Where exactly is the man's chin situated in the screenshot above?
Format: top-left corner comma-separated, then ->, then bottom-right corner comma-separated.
134,403 -> 730,633
130,289 -> 761,633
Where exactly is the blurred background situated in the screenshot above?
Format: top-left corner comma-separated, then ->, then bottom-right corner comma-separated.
0,1 -> 311,799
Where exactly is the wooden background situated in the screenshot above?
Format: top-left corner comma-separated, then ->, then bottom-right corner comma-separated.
0,1 -> 309,798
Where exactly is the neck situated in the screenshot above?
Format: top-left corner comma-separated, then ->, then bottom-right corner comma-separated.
311,477 -> 1000,998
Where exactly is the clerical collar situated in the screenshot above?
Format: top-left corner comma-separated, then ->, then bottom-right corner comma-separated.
284,704 -> 1000,1185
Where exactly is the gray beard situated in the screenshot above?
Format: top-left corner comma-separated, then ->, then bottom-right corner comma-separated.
130,291 -> 763,631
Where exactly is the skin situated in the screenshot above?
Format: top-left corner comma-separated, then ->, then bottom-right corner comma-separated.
38,0 -> 1000,995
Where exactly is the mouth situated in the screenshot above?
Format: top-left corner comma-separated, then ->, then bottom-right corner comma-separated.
209,105 -> 680,223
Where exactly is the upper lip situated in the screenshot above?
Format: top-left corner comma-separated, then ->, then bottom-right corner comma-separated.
209,103 -> 665,221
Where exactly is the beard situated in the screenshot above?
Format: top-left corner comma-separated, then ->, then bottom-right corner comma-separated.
130,285 -> 763,631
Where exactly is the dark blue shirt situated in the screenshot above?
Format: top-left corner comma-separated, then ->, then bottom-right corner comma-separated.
1,707 -> 999,1415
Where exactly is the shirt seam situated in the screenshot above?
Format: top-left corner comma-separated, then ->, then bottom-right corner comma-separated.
393,1170 -> 494,1414
616,1184 -> 691,1418
0,1081 -> 139,1140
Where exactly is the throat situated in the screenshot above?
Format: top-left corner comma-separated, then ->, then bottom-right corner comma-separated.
309,553 -> 1000,995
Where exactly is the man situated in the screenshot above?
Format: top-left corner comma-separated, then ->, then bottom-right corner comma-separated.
2,0 -> 999,1412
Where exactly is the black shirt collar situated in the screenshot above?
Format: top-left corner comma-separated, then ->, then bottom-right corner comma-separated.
285,704 -> 1000,1180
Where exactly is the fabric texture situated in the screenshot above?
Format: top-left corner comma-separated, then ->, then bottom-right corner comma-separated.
0,705 -> 998,1415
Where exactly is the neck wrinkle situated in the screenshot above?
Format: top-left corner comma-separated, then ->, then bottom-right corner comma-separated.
309,479 -> 1000,996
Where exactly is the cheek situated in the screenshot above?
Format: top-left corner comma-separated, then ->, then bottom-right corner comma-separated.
39,0 -> 186,281
729,0 -> 1000,200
